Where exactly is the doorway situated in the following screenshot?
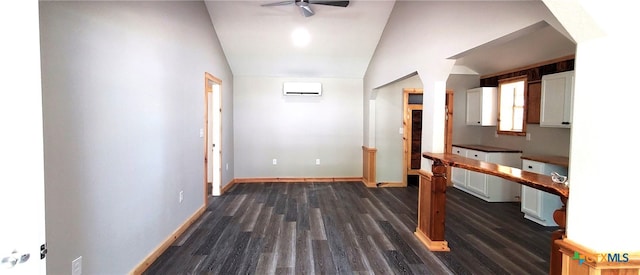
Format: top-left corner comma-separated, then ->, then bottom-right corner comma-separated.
402,88 -> 454,186
204,73 -> 222,201
403,88 -> 423,186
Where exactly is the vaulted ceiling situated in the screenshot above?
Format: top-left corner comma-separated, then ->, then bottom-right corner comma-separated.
204,0 -> 576,79
205,0 -> 395,78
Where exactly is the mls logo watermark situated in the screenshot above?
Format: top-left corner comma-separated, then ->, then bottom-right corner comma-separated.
572,251 -> 630,265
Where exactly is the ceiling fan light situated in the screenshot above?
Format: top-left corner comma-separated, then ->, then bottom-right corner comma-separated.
292,27 -> 311,47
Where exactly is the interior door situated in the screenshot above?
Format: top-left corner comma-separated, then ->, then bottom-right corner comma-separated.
0,0 -> 47,273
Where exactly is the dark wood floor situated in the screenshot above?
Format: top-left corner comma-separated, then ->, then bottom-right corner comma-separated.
144,182 -> 555,274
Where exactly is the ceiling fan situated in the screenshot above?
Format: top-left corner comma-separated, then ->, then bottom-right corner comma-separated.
261,0 -> 350,17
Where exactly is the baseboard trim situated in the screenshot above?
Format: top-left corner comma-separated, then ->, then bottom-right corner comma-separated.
376,182 -> 406,188
234,177 -> 364,183
130,204 -> 206,275
221,179 -> 236,194
363,180 -> 378,188
415,229 -> 450,252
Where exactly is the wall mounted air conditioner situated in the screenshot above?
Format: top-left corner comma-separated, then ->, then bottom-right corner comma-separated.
282,82 -> 322,96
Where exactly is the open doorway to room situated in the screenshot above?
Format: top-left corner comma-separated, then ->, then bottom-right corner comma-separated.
402,88 -> 423,187
403,88 -> 454,187
204,73 -> 222,202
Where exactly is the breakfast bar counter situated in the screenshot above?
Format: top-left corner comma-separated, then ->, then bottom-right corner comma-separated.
424,152 -> 568,198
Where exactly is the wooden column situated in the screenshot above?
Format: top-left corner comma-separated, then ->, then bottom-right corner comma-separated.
362,146 -> 377,188
550,197 -> 567,275
414,161 -> 450,251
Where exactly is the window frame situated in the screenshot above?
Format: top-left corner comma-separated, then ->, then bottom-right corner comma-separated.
497,76 -> 528,136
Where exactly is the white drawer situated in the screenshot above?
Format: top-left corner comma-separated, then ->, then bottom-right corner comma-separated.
522,159 -> 544,173
452,147 -> 467,157
467,149 -> 487,161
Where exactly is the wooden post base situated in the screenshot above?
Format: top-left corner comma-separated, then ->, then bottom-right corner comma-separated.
415,164 -> 448,252
415,229 -> 450,251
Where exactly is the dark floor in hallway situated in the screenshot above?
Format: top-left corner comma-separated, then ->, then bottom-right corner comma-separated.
144,182 -> 555,274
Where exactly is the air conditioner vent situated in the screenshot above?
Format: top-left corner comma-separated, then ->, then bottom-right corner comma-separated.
283,82 -> 322,96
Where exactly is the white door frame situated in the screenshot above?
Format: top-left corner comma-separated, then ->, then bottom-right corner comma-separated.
204,73 -> 222,201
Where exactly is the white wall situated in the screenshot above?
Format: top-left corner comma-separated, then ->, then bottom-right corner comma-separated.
478,125 -> 570,157
374,75 -> 423,183
0,2 -> 46,274
543,0 -> 640,252
446,74 -> 483,146
39,1 -> 233,273
234,76 -> 363,178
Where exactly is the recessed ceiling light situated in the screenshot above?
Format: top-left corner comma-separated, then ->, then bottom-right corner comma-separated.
291,27 -> 311,47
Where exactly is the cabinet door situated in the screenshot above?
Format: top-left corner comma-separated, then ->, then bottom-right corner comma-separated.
466,89 -> 482,125
541,71 -> 574,128
520,160 -> 544,218
521,160 -> 544,217
521,185 -> 541,217
466,150 -> 488,197
451,147 -> 467,187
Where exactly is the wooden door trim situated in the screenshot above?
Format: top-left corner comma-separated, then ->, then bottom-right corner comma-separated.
204,72 -> 222,204
445,89 -> 454,186
403,88 -> 423,187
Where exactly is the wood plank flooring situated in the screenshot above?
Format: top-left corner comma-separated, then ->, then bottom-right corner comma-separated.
144,182 -> 555,274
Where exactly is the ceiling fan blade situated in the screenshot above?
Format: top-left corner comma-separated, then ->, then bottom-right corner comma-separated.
308,0 -> 349,7
261,0 -> 295,7
300,5 -> 315,17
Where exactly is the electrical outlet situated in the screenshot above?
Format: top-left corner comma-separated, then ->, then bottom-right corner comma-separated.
199,128 -> 204,138
272,159 -> 277,165
526,133 -> 531,141
226,163 -> 229,171
72,256 -> 82,275
179,191 -> 183,203
315,159 -> 320,165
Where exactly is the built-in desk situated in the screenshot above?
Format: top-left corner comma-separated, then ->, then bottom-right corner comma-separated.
416,152 -> 569,275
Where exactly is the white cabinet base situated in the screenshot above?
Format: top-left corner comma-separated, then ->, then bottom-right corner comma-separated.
451,146 -> 521,202
521,186 -> 562,226
521,159 -> 567,227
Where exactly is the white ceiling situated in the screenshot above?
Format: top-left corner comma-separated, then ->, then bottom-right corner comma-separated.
450,21 -> 576,76
205,0 -> 576,79
205,0 -> 396,78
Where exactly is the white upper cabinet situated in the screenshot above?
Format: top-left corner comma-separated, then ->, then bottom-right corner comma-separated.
540,71 -> 574,128
466,87 -> 498,126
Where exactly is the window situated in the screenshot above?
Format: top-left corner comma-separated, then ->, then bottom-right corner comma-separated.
498,77 -> 527,135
